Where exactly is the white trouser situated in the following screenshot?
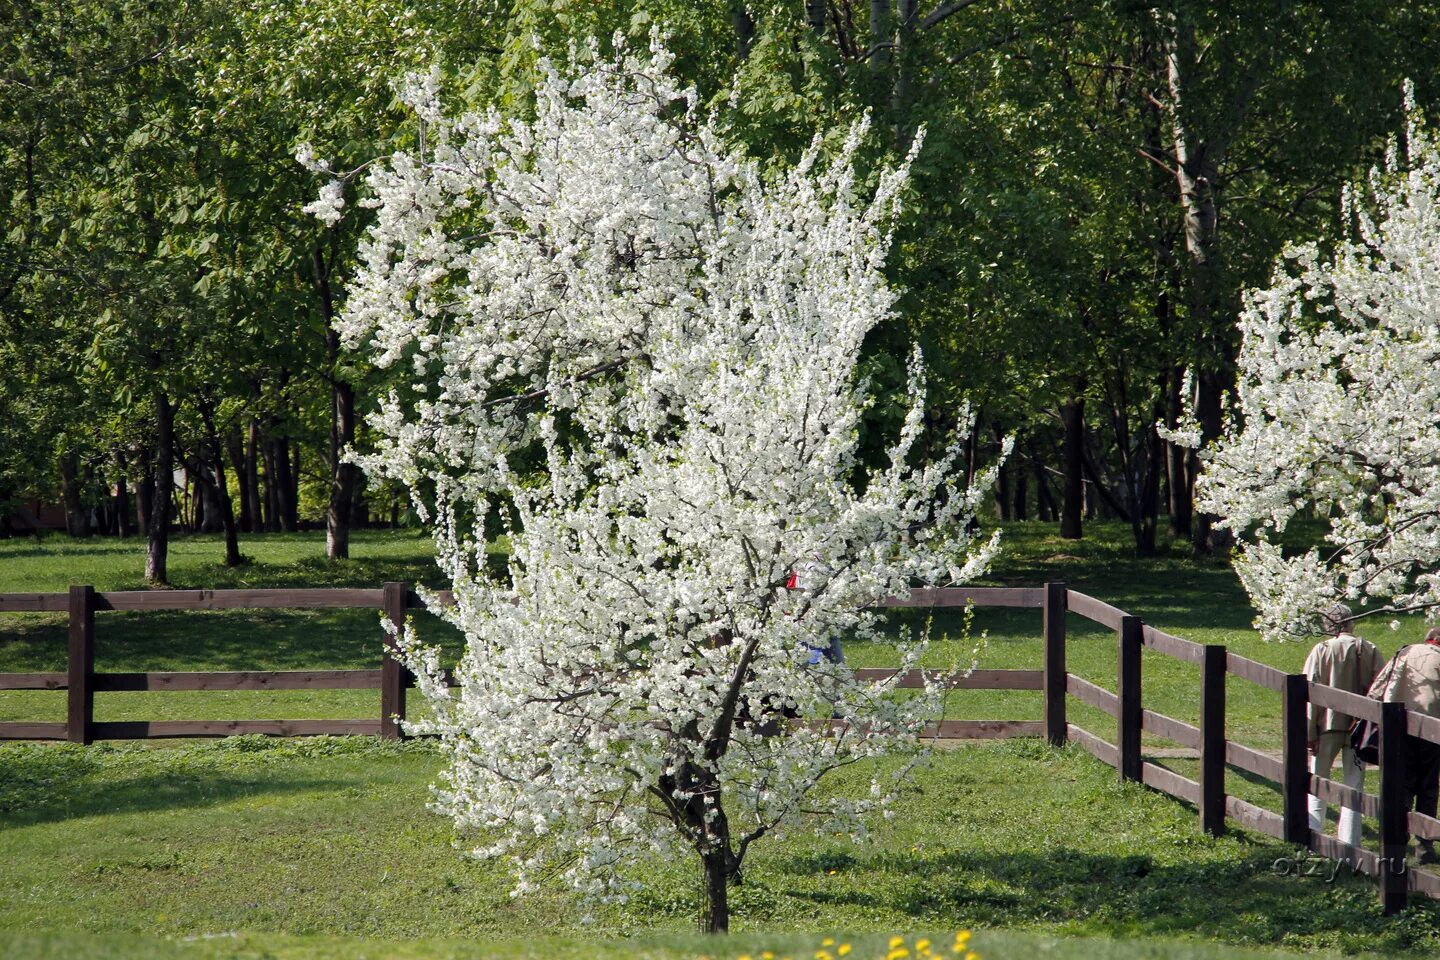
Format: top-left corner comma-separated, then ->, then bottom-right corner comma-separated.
1309,729 -> 1364,848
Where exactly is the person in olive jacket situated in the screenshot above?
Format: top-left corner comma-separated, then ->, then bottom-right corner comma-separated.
1305,604 -> 1384,847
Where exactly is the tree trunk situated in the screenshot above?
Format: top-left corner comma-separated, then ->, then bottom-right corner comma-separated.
805,0 -> 826,34
1164,365 -> 1192,537
1163,15 -> 1249,554
228,429 -> 253,533
290,442 -> 302,530
136,457 -> 154,537
317,248 -> 358,559
60,453 -> 89,538
146,393 -> 175,584
870,0 -> 891,73
1059,399 -> 1085,539
731,2 -> 755,58
199,402 -> 243,567
992,424 -> 1011,521
1013,470 -> 1028,522
701,846 -> 730,934
1031,442 -> 1057,522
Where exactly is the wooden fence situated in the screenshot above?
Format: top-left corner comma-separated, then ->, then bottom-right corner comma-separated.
2,580 -> 1438,911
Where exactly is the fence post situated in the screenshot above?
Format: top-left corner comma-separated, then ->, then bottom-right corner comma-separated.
1118,616 -> 1143,783
1042,581 -> 1068,746
1200,644 -> 1227,837
67,585 -> 95,745
1281,673 -> 1311,846
1379,700 -> 1410,914
380,581 -> 409,741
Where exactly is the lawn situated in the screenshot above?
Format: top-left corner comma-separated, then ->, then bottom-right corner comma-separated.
3,523 -> 1439,958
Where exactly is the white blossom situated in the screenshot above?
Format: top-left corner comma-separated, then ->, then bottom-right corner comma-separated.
332,37 -> 1000,922
1181,84 -> 1440,641
303,179 -> 346,227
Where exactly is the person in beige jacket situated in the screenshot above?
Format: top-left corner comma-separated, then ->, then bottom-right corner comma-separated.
1305,605 -> 1384,847
1367,627 -> 1440,863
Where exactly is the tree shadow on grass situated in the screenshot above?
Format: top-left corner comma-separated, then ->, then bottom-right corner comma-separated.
0,765 -> 346,830
776,843 -> 1437,950
0,743 -> 351,829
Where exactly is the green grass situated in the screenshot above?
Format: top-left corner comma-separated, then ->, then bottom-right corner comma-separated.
4,736 -> 1439,959
4,524 -> 1440,958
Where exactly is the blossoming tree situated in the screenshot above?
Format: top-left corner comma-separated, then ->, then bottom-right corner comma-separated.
318,38 -> 1000,931
1173,90 -> 1440,641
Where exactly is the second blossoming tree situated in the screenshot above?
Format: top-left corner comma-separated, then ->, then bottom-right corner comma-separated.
1175,89 -> 1440,641
324,38 -> 1001,931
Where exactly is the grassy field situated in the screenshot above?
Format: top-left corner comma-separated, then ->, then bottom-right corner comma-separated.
3,523 -> 1440,958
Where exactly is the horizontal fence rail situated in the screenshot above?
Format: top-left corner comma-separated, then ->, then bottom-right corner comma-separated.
5,579 -> 1440,911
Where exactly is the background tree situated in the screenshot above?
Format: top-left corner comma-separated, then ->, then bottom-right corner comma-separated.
1176,90 -> 1440,640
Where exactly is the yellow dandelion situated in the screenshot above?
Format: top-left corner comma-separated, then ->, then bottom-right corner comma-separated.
889,936 -> 906,949
887,950 -> 911,960
916,939 -> 931,954
762,953 -> 775,960
815,952 -> 832,960
966,953 -> 980,960
822,939 -> 835,948
827,869 -> 838,876
838,946 -> 852,957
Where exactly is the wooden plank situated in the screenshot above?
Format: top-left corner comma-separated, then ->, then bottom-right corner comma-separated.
1224,795 -> 1285,839
1226,741 -> 1284,781
96,588 -> 385,611
0,672 -> 67,690
91,720 -> 383,739
812,718 -> 1041,739
1408,810 -> 1440,842
380,581 -> 407,740
850,668 -> 1043,690
1200,645 -> 1227,837
1066,674 -> 1119,716
1227,652 -> 1286,692
930,719 -> 1043,739
93,669 -> 383,692
1141,625 -> 1204,665
1066,723 -> 1118,768
1381,700 -> 1409,914
1311,771 -> 1381,818
1043,582 -> 1067,746
1142,709 -> 1202,749
1410,865 -> 1440,899
875,586 -> 1043,609
1065,591 -> 1125,630
1309,681 -> 1382,724
1406,710 -> 1440,745
1309,831 -> 1381,877
1118,617 -> 1143,783
1282,674 -> 1311,845
0,722 -> 69,740
68,585 -> 95,745
1141,761 -> 1201,804
0,593 -> 67,612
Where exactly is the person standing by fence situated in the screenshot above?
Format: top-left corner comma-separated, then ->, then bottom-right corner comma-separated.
1305,604 -> 1383,847
1368,626 -> 1440,864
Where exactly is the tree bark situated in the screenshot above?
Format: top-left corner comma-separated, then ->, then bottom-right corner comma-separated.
992,423 -> 1011,521
731,2 -> 755,59
59,453 -> 89,538
1012,469 -> 1028,522
145,393 -> 175,584
198,401 -> 243,567
1164,365 -> 1192,537
1059,398 -> 1085,539
317,248 -> 358,560
701,845 -> 730,934
247,421 -> 267,532
228,429 -> 253,533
